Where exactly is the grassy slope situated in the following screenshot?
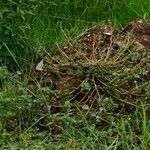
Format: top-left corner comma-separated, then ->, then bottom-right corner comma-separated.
0,0 -> 150,149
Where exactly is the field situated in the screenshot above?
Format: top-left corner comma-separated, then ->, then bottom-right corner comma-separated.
0,0 -> 150,149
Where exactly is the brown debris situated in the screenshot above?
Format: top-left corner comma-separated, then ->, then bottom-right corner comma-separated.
54,77 -> 83,92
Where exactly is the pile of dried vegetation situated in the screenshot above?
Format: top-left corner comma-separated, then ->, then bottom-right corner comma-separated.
33,20 -> 150,116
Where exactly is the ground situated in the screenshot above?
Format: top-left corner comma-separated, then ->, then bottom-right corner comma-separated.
0,20 -> 150,149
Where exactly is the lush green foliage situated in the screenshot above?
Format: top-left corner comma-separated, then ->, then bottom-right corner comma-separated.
0,0 -> 47,65
1,0 -> 150,66
0,72 -> 150,149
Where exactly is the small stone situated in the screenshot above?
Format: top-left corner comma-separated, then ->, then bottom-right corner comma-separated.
43,104 -> 51,113
103,32 -> 112,36
35,59 -> 44,71
17,71 -> 22,75
82,104 -> 89,110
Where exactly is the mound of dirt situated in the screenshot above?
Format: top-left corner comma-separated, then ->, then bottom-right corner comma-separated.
123,20 -> 150,49
34,20 -> 150,111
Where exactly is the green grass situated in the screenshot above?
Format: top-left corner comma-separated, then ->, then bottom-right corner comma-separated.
1,0 -> 150,65
0,78 -> 150,149
28,0 -> 150,53
0,0 -> 150,149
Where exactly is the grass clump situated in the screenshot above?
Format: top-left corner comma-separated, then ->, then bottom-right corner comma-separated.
0,0 -> 49,66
